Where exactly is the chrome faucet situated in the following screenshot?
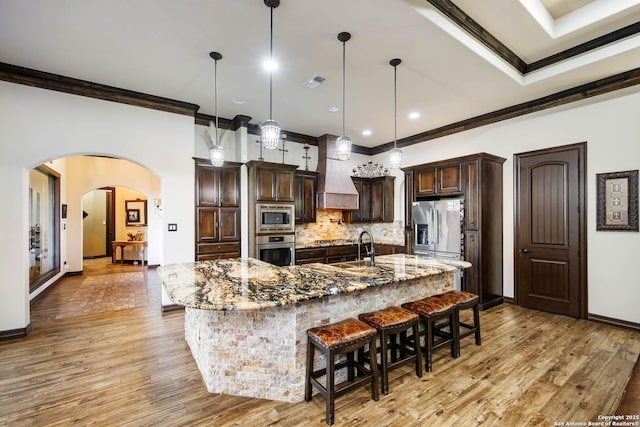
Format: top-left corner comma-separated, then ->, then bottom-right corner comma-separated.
357,230 -> 375,267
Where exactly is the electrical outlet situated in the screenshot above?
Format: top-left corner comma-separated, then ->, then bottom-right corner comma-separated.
168,223 -> 178,232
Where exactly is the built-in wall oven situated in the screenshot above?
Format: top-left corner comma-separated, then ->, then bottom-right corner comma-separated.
255,234 -> 295,267
256,203 -> 295,233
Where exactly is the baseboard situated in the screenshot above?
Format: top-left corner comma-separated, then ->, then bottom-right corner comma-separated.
162,304 -> 184,313
0,323 -> 32,340
66,270 -> 83,276
589,313 -> 640,332
503,296 -> 515,304
147,264 -> 160,269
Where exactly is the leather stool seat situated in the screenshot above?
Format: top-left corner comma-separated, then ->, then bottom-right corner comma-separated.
402,296 -> 458,372
358,306 -> 422,394
305,318 -> 380,425
434,290 -> 481,357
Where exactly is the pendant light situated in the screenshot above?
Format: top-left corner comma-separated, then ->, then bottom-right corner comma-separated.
335,31 -> 352,161
209,51 -> 225,167
261,0 -> 281,150
388,58 -> 403,169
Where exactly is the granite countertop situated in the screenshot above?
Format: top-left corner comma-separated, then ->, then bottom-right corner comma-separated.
159,254 -> 471,311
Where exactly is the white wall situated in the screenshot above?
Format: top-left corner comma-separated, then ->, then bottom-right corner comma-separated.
372,86 -> 640,324
0,81 -> 195,332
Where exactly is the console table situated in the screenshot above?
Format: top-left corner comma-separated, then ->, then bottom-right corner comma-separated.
111,241 -> 147,265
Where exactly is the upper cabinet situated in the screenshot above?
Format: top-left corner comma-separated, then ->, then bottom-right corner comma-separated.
247,161 -> 297,203
295,170 -> 318,223
350,176 -> 395,223
414,163 -> 462,196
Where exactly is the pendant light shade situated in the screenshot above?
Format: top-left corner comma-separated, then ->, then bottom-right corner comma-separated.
336,31 -> 352,161
388,58 -> 402,169
209,51 -> 225,167
261,0 -> 281,150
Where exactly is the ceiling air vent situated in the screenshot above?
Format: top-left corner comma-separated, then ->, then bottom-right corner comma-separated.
303,74 -> 326,88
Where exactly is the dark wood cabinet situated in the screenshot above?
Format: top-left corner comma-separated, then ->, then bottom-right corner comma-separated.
295,244 -> 364,265
374,244 -> 405,255
195,159 -> 242,261
403,153 -> 505,310
295,247 -> 327,264
414,163 -> 462,196
350,176 -> 394,223
295,171 -> 318,223
248,161 -> 297,203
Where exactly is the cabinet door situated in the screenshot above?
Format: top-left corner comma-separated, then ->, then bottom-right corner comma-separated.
415,167 -> 436,196
464,160 -> 479,230
218,208 -> 240,241
275,170 -> 295,202
382,176 -> 395,222
370,180 -> 384,222
196,166 -> 219,207
360,181 -> 372,222
296,174 -> 317,223
463,231 -> 480,295
405,171 -> 414,228
197,207 -> 219,242
219,167 -> 240,207
255,167 -> 276,201
438,163 -> 462,193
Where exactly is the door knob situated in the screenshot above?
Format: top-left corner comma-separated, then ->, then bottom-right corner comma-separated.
519,248 -> 529,255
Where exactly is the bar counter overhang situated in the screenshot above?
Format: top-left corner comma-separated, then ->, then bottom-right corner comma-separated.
159,254 -> 471,402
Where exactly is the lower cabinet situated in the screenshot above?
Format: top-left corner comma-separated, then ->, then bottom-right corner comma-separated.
295,245 -> 363,265
374,244 -> 405,255
295,247 -> 326,265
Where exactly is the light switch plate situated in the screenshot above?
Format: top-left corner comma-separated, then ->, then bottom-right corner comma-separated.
168,223 -> 178,232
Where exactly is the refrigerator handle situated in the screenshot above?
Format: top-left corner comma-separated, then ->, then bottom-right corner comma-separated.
431,208 -> 439,244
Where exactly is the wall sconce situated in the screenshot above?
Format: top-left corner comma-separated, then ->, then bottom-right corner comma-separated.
153,198 -> 162,213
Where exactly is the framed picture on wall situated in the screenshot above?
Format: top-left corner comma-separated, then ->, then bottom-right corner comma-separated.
125,199 -> 147,226
596,170 -> 638,231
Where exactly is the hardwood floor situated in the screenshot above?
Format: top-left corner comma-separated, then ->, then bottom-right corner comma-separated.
1,258 -> 638,426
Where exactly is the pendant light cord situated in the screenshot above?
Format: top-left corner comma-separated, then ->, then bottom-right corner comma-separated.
393,63 -> 397,149
214,57 -> 219,146
269,5 -> 274,121
341,39 -> 346,136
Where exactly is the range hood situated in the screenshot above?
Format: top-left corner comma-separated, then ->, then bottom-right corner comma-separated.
316,134 -> 359,210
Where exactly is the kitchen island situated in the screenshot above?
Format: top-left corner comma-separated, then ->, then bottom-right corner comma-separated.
159,254 -> 470,402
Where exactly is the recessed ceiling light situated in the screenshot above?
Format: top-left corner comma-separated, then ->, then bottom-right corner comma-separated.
263,59 -> 278,71
328,106 -> 339,112
409,112 -> 420,119
232,98 -> 245,104
362,129 -> 372,136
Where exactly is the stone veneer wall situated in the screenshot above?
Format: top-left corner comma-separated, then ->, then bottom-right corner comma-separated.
295,209 -> 405,246
184,271 -> 453,402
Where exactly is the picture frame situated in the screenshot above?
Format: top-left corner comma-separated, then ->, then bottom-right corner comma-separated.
126,209 -> 141,224
125,199 -> 147,226
596,170 -> 638,232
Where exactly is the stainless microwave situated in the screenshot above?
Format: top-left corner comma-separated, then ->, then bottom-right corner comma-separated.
256,203 -> 295,233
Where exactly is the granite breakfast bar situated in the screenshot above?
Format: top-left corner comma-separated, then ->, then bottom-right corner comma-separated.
159,253 -> 471,403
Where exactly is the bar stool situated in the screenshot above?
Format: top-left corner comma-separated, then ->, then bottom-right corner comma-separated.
401,296 -> 458,372
305,318 -> 380,426
358,306 -> 422,394
434,290 -> 481,357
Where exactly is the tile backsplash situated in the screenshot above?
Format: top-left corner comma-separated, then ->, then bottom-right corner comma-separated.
295,209 -> 405,246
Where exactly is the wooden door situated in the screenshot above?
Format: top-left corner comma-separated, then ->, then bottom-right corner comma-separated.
515,143 -> 586,318
219,168 -> 239,207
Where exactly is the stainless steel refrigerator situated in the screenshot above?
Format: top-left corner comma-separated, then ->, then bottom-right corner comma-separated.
411,198 -> 464,289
